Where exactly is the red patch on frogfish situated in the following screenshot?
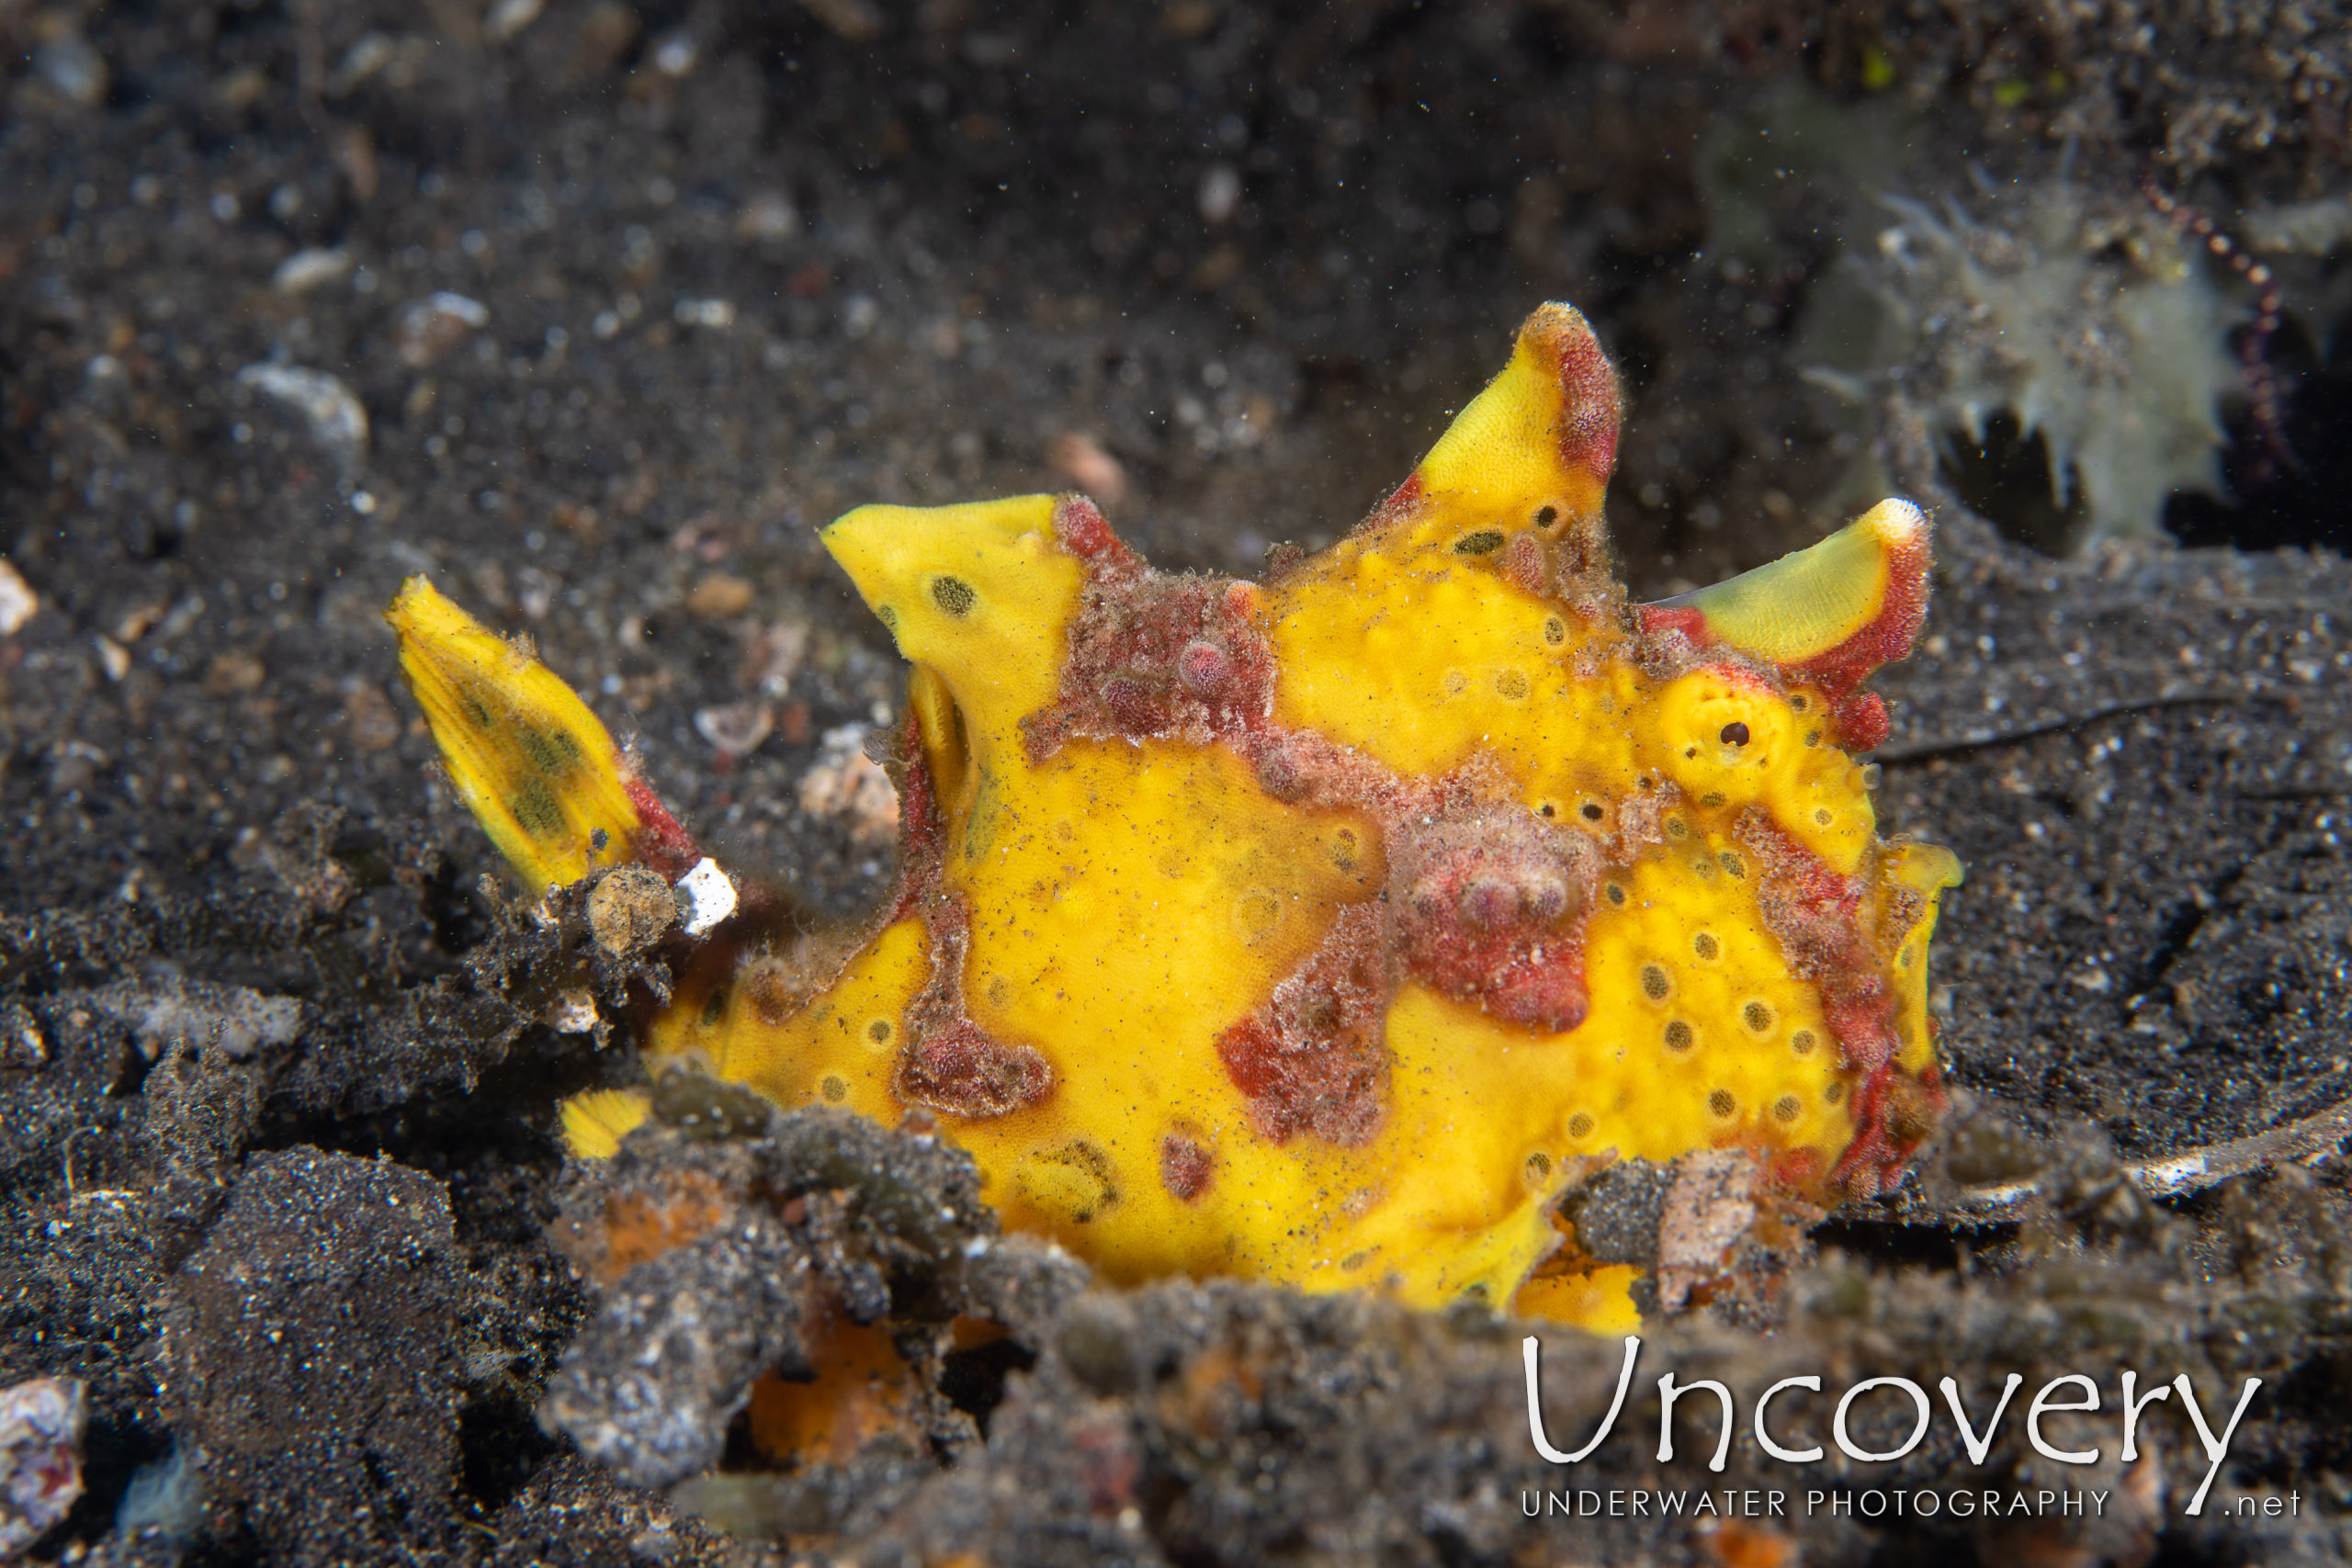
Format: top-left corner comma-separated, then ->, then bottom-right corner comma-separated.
1822,987 -> 1898,1076
1633,603 -> 1709,646
1781,521 -> 1930,698
1023,563 -> 1274,758
1214,1017 -> 1284,1100
1215,903 -> 1388,1145
1828,691 -> 1891,751
1053,493 -> 1140,576
1503,534 -> 1550,597
896,1018 -> 1055,1119
894,896 -> 1054,1118
1539,312 -> 1623,487
621,771 -> 702,880
1833,1061 -> 1947,1197
1353,470 -> 1427,536
883,719 -> 946,922
1736,814 -> 1872,981
1736,808 -> 1943,1199
1389,805 -> 1600,1032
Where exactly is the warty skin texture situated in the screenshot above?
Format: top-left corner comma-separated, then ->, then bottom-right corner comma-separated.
392,303 -> 1961,1326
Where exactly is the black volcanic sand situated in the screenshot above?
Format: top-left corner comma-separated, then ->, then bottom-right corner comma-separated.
3,5 -> 2348,1564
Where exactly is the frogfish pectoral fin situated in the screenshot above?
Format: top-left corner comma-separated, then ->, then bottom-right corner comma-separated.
560,1087 -> 654,1160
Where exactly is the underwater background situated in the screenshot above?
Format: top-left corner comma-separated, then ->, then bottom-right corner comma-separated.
3,3 -> 2349,1562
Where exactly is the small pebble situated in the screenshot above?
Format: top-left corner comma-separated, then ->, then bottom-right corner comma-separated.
695,701 -> 774,757
236,364 -> 369,466
735,192 -> 797,242
205,649 -> 266,695
589,865 -> 679,957
1049,432 -> 1127,505
394,292 -> 491,367
0,560 -> 37,637
272,247 -> 354,295
1197,164 -> 1242,223
0,1375 -> 85,1559
798,725 -> 900,847
686,575 -> 755,618
483,0 -> 545,42
546,987 -> 599,1032
33,35 -> 106,107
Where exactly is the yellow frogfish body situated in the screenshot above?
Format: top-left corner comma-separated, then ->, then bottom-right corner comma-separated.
390,303 -> 1961,1325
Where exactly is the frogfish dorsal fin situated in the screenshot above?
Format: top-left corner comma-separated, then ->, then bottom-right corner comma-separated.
1639,498 -> 1932,696
1371,302 -> 1623,543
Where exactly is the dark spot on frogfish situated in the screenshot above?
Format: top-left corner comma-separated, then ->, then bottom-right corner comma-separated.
932,576 -> 977,616
1159,1134 -> 1213,1201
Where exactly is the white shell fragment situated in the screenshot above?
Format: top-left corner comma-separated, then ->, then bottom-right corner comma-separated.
797,723 -> 900,847
0,1375 -> 85,1561
394,292 -> 491,367
422,289 -> 490,328
483,0 -> 547,43
675,857 -> 737,937
693,701 -> 773,757
0,560 -> 36,637
236,364 -> 369,467
270,247 -> 354,295
547,987 -> 601,1034
91,978 -> 302,1064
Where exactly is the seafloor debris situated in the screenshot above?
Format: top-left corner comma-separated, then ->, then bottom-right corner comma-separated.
693,699 -> 774,759
587,865 -> 679,959
268,246 -> 353,296
796,723 -> 900,846
391,302 -> 1961,1328
538,1084 -> 1001,1493
156,1150 -> 464,1558
1849,182 -> 2241,551
87,976 -> 302,1066
1553,1148 -> 1814,1323
539,1117 -> 2340,1561
0,560 -> 37,637
1702,87 -> 2264,555
233,364 -> 369,469
392,291 -> 491,368
1048,430 -> 1129,505
0,1376 -> 84,1562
